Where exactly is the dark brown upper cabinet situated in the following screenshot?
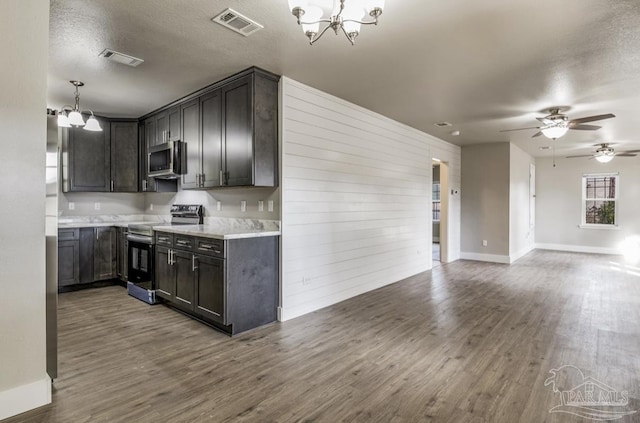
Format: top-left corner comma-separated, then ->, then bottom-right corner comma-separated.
180,68 -> 279,189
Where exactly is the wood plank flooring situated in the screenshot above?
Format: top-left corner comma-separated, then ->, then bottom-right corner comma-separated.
6,250 -> 640,422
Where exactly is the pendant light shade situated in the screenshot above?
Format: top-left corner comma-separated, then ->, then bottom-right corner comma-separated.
58,81 -> 102,131
57,112 -> 71,128
83,112 -> 102,132
67,110 -> 85,126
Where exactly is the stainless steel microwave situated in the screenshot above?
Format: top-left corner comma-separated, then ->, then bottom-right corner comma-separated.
148,140 -> 184,179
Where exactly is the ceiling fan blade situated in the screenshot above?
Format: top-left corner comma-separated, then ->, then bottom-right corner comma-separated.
569,113 -> 616,124
615,153 -> 637,157
500,126 -> 541,132
532,131 -> 543,138
565,155 -> 594,158
620,149 -> 640,153
569,124 -> 601,131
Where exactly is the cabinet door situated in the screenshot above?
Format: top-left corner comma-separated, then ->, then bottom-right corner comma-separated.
222,76 -> 253,186
79,228 -> 94,284
116,228 -> 124,280
168,106 -> 181,142
67,118 -> 111,192
110,121 -> 138,192
181,99 -> 201,189
195,255 -> 226,324
155,111 -> 169,144
58,240 -> 79,286
94,227 -> 116,281
143,117 -> 157,192
155,246 -> 175,300
174,250 -> 195,311
201,90 -> 223,188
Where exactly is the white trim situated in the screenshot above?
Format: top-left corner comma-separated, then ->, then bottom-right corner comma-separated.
460,252 -> 511,264
509,245 -> 535,263
0,377 -> 51,420
579,224 -> 620,230
535,243 -> 622,256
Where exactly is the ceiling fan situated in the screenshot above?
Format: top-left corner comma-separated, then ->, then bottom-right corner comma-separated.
566,143 -> 640,163
501,108 -> 616,140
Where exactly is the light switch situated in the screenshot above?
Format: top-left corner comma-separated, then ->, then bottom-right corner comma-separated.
217,201 -> 221,211
68,202 -> 75,210
258,201 -> 264,212
268,200 -> 274,212
240,201 -> 247,212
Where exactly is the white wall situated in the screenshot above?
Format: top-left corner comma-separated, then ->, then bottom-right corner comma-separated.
0,0 -> 51,419
509,144 -> 535,259
279,77 -> 461,321
536,156 -> 640,254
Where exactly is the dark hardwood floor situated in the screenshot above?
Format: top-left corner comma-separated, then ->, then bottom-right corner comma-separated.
6,250 -> 640,422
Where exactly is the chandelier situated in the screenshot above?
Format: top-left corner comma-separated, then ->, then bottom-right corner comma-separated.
288,0 -> 385,45
57,81 -> 102,132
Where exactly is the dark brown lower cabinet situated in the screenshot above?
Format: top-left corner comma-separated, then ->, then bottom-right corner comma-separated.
195,255 -> 225,324
58,226 -> 117,289
155,246 -> 174,300
58,240 -> 80,286
154,232 -> 278,335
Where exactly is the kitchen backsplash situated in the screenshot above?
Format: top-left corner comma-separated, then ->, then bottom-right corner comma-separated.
59,187 -> 280,219
144,187 -> 280,219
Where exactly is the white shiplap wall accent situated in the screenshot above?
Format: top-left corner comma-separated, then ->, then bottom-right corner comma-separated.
280,77 -> 461,321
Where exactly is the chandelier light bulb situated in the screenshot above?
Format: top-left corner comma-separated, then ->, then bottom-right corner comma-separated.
67,110 -> 85,126
83,112 -> 102,132
57,111 -> 71,128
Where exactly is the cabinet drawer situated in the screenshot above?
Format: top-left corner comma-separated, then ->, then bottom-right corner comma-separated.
155,232 -> 174,246
58,228 -> 79,241
195,238 -> 224,257
174,235 -> 194,251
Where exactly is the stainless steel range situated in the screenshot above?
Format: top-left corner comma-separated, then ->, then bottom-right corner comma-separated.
126,204 -> 203,304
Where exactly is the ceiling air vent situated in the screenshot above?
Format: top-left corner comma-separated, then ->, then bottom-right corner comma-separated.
212,8 -> 263,36
99,49 -> 144,67
433,122 -> 453,128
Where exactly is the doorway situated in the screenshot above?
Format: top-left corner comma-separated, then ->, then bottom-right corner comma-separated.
432,159 -> 449,266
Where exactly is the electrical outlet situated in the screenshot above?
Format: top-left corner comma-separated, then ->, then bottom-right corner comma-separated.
302,276 -> 312,285
258,201 -> 264,212
240,201 -> 247,212
68,202 -> 75,210
94,202 -> 101,211
217,201 -> 221,211
268,200 -> 274,212
149,204 -> 154,211
482,240 -> 488,247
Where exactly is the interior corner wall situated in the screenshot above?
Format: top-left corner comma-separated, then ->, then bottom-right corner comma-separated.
535,156 -> 640,254
461,143 -> 510,262
0,0 -> 51,419
279,77 -> 461,321
509,143 -> 535,260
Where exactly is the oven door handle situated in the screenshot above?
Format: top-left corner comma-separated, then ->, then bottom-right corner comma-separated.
127,234 -> 155,245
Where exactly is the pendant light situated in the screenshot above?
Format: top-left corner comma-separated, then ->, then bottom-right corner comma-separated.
57,81 -> 102,132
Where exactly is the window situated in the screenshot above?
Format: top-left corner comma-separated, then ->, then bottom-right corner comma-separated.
432,183 -> 441,221
582,173 -> 618,227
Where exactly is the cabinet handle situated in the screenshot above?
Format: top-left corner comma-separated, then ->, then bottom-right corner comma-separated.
176,240 -> 188,246
95,228 -> 98,241
167,130 -> 171,140
219,170 -> 223,186
192,255 -> 198,271
142,179 -> 147,191
167,249 -> 171,265
201,173 -> 205,187
111,180 -> 114,191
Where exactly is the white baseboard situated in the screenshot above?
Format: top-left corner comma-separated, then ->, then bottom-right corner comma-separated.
0,377 -> 51,420
509,245 -> 535,263
535,243 -> 622,255
460,252 -> 511,264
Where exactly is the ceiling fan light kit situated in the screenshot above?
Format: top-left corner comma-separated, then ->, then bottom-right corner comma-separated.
565,143 -> 640,163
501,108 -> 615,141
288,0 -> 384,45
57,80 -> 102,132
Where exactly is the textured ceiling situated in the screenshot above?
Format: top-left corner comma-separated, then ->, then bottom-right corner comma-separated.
48,0 -> 640,158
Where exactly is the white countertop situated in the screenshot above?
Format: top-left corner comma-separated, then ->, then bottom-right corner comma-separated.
58,221 -> 149,229
152,224 -> 280,240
